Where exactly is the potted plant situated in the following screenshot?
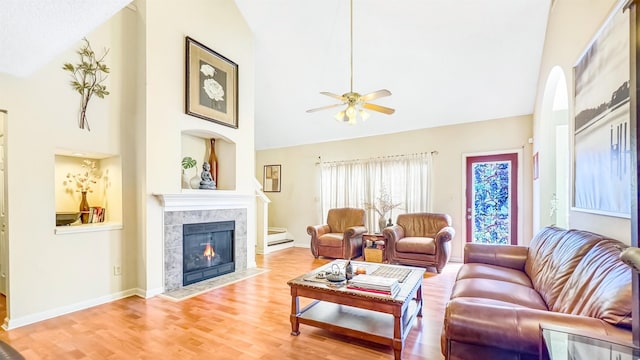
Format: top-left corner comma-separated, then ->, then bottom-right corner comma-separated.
181,157 -> 197,189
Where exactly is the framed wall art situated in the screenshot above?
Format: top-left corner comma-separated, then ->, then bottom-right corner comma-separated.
185,36 -> 238,128
263,165 -> 281,192
572,0 -> 630,218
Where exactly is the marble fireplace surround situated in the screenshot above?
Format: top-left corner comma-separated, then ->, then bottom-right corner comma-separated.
156,192 -> 252,292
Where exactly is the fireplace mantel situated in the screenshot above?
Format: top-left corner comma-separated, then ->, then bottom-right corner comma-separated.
155,190 -> 253,211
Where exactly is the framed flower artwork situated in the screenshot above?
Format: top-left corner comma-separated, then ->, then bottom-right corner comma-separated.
185,36 -> 238,128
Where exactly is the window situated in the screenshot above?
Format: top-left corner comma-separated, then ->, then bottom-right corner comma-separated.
320,153 -> 433,231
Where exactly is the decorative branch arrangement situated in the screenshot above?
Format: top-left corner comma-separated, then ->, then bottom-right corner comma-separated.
62,38 -> 110,131
364,186 -> 402,218
63,159 -> 101,193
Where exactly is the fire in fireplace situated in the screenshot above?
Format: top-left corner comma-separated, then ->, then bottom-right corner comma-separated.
183,221 -> 235,285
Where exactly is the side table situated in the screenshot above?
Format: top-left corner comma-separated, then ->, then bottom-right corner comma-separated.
539,323 -> 639,360
362,233 -> 386,263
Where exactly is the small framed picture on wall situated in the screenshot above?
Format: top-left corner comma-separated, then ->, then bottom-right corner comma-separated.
263,165 -> 281,192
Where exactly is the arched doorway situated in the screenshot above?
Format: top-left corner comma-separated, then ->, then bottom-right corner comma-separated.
536,66 -> 569,230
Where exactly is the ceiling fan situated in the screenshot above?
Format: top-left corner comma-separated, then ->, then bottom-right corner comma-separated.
306,0 -> 395,124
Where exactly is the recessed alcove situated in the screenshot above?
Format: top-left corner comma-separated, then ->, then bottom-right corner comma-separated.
181,130 -> 236,191
54,150 -> 123,233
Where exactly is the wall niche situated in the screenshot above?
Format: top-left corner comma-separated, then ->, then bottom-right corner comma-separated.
181,131 -> 236,191
54,152 -> 122,230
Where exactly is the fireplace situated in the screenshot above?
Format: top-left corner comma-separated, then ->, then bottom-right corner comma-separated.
159,193 -> 251,292
183,221 -> 235,285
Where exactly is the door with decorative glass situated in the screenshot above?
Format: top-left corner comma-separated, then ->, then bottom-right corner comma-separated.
465,153 -> 518,245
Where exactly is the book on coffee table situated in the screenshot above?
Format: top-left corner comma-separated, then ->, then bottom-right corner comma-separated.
347,274 -> 400,296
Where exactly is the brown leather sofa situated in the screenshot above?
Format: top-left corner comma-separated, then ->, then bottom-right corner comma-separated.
383,213 -> 455,273
307,208 -> 367,259
442,226 -> 633,360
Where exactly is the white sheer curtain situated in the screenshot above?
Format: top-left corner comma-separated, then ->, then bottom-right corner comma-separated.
321,152 -> 433,232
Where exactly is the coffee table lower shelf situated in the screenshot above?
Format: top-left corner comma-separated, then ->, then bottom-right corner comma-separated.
288,261 -> 425,360
294,299 -> 419,343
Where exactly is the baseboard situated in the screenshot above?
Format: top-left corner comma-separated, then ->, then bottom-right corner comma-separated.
2,288 -> 139,330
137,287 -> 164,299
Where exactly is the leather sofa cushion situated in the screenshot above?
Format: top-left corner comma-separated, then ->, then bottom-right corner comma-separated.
456,263 -> 532,287
317,233 -> 343,247
396,213 -> 450,238
450,278 -> 547,310
554,239 -> 632,328
326,208 -> 365,233
525,227 -> 602,310
395,237 -> 435,254
445,297 -> 626,357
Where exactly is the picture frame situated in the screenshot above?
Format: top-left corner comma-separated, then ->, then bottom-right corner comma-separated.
572,0 -> 630,218
533,152 -> 539,180
185,36 -> 238,128
263,165 -> 281,192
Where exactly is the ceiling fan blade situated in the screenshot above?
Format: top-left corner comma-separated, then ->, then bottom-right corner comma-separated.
363,102 -> 395,115
306,103 -> 344,113
320,92 -> 346,101
360,89 -> 392,102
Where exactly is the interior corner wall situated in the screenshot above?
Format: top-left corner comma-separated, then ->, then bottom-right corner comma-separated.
256,114 -> 534,262
532,0 -> 631,244
143,0 -> 255,294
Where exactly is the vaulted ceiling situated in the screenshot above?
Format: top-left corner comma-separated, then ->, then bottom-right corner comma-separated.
0,0 -> 132,77
235,0 -> 551,150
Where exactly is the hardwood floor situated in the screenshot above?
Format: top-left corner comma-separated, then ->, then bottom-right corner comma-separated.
0,248 -> 460,359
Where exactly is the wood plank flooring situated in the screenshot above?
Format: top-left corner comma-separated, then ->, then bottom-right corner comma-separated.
0,248 -> 460,359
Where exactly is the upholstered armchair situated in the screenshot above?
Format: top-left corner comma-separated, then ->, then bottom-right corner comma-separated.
307,208 -> 367,259
383,213 -> 455,273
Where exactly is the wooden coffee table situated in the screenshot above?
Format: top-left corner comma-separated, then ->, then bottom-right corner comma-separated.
288,260 -> 425,359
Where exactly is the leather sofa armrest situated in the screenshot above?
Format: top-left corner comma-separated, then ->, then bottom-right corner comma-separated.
383,225 -> 404,261
464,242 -> 528,270
308,224 -> 331,258
345,225 -> 367,238
443,299 -> 625,356
307,224 -> 330,237
383,225 -> 404,242
435,226 -> 455,244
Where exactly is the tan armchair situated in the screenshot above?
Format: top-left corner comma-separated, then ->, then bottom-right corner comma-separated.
383,213 -> 455,273
307,208 -> 367,259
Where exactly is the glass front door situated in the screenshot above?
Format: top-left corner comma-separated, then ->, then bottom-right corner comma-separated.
465,153 -> 518,245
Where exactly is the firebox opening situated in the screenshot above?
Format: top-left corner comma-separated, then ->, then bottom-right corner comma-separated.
183,220 -> 235,286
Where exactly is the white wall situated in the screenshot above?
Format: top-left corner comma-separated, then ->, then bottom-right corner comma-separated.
0,8 -> 139,327
256,114 -> 533,262
143,0 -> 255,295
532,0 -> 631,243
0,0 -> 255,327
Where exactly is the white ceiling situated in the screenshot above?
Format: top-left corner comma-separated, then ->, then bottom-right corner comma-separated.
0,1 -> 550,150
0,0 -> 132,77
235,0 -> 551,150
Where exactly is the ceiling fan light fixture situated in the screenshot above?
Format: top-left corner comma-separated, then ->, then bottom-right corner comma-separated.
306,0 -> 394,123
359,109 -> 370,121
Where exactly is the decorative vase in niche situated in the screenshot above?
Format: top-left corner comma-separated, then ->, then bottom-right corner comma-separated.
79,191 -> 90,224
208,138 -> 218,185
181,170 -> 191,189
190,170 -> 201,189
378,216 -> 387,233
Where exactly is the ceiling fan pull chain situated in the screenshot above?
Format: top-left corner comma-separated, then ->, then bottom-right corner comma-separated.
350,0 -> 354,93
